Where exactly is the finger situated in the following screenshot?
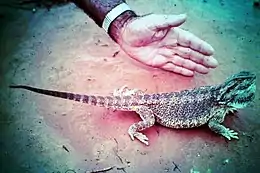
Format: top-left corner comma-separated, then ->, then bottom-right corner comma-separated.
159,49 -> 210,74
149,54 -> 168,67
175,28 -> 215,56
150,54 -> 195,76
172,55 -> 210,74
162,63 -> 194,76
172,46 -> 218,68
148,14 -> 187,31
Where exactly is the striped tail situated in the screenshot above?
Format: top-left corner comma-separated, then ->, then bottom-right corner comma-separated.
9,85 -> 104,107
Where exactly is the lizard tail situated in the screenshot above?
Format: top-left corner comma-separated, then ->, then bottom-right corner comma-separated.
9,85 -> 105,107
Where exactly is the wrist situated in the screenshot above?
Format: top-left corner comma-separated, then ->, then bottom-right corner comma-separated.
101,3 -> 138,44
108,10 -> 137,43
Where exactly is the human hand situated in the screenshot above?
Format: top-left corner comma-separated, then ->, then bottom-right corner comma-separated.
117,13 -> 218,76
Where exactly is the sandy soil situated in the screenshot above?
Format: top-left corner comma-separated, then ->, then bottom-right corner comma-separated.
0,0 -> 260,173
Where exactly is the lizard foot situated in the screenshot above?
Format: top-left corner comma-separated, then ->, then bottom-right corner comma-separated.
222,128 -> 239,140
128,130 -> 149,145
209,120 -> 239,141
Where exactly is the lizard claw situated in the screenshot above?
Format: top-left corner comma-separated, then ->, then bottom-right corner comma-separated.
128,130 -> 149,145
134,132 -> 149,145
128,132 -> 135,141
223,128 -> 239,140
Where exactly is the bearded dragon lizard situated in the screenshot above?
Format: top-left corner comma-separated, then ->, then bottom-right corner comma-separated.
9,71 -> 256,145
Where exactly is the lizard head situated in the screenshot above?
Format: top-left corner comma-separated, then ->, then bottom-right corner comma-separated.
217,71 -> 256,108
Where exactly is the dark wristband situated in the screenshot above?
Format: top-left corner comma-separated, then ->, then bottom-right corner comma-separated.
108,10 -> 138,43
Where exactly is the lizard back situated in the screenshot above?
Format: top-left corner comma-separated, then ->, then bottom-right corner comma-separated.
150,86 -> 219,128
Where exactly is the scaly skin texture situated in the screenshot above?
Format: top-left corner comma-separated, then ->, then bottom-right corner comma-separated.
9,71 -> 256,145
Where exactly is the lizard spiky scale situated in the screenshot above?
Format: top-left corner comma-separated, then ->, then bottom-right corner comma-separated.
9,71 -> 257,145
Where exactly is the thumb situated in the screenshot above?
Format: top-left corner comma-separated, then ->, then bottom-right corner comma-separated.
149,14 -> 187,30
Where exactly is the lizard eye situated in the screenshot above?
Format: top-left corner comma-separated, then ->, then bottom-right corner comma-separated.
236,78 -> 243,83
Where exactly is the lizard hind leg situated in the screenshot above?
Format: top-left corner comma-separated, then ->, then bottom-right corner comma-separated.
111,85 -> 146,112
208,108 -> 239,140
128,106 -> 155,145
113,85 -> 145,97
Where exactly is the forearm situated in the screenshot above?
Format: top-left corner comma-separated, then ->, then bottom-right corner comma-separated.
71,0 -> 138,43
72,0 -> 125,27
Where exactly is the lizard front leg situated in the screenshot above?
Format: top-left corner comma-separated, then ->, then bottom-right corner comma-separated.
128,106 -> 155,145
208,108 -> 239,140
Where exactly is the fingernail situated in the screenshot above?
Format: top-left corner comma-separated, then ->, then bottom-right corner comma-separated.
208,45 -> 215,53
199,66 -> 210,74
208,57 -> 218,67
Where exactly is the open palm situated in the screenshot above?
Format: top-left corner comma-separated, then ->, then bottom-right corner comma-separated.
118,14 -> 218,76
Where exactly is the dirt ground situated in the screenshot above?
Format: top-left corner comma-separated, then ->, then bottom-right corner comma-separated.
0,0 -> 260,173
